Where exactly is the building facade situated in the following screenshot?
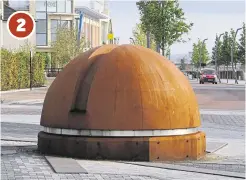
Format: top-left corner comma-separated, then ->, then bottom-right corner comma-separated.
35,0 -> 76,53
1,0 -> 111,67
0,0 -> 36,50
75,0 -> 110,48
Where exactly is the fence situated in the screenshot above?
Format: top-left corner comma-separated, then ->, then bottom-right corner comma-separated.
45,68 -> 63,77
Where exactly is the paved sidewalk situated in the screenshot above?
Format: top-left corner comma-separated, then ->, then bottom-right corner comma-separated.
189,78 -> 245,85
1,146 -> 240,180
220,79 -> 245,85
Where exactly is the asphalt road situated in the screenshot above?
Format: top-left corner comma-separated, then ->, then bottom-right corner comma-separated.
190,82 -> 245,110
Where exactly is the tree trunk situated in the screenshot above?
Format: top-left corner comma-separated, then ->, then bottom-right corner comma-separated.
234,62 -> 238,83
217,65 -> 221,83
161,35 -> 165,56
226,64 -> 228,83
162,46 -> 165,56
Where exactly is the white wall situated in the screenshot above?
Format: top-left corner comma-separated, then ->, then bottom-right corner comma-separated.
1,21 -> 36,51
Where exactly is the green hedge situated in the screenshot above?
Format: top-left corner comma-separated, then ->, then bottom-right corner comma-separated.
1,48 -> 46,91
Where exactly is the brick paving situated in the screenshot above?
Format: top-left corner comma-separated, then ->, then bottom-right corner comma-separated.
201,114 -> 245,127
1,146 -> 238,180
168,162 -> 245,173
1,147 -> 158,180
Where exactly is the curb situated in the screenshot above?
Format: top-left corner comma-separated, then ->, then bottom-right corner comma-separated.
1,137 -> 37,142
0,86 -> 48,94
121,162 -> 245,179
219,82 -> 245,86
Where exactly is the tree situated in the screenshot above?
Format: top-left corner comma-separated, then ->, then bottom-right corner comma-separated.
131,23 -> 156,50
136,1 -> 193,56
229,28 -> 239,70
180,57 -> 185,70
238,23 -> 245,66
191,43 -> 199,68
51,27 -> 87,68
191,40 -> 210,68
221,32 -> 231,66
211,34 -> 223,67
221,31 -> 231,81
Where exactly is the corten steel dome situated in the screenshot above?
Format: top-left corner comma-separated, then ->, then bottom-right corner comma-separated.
38,44 -> 206,161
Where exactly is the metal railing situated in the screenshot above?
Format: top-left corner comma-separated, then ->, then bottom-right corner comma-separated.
45,68 -> 63,77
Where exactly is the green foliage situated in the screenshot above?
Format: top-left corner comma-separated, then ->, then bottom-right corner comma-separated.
191,40 -> 210,67
221,31 -> 231,66
136,0 -> 193,56
51,27 -> 87,67
211,34 -> 223,66
229,29 -> 239,67
31,52 -> 46,87
131,23 -> 156,50
191,43 -> 199,67
1,48 -> 45,91
44,53 -> 51,68
238,23 -> 245,65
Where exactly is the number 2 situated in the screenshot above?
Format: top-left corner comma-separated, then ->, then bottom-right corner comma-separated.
16,18 -> 26,32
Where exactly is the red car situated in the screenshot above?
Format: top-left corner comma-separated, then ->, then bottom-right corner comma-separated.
199,68 -> 218,84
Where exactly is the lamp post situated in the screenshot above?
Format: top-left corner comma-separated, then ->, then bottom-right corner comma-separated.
216,33 -> 224,83
197,38 -> 208,80
146,31 -> 150,48
129,37 -> 135,44
231,27 -> 242,84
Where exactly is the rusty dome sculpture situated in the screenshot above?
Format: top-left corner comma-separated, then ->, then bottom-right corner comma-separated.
38,44 -> 206,161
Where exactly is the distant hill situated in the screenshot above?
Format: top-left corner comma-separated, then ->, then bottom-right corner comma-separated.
169,53 -> 192,64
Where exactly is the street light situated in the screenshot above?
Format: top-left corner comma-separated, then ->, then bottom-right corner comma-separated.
129,37 -> 135,44
231,27 -> 243,84
198,38 -> 208,80
215,33 -> 224,83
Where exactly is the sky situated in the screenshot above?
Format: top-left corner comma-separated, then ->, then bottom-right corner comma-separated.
108,0 -> 245,60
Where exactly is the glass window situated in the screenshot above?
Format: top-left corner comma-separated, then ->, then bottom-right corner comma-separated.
57,0 -> 66,13
47,0 -> 57,12
60,20 -> 68,29
9,0 -> 29,11
51,33 -> 57,42
51,20 -> 58,33
66,0 -> 72,13
36,20 -> 47,33
36,34 -> 47,46
36,0 -> 46,11
36,12 -> 46,19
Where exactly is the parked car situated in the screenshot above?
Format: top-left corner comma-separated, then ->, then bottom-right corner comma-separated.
199,68 -> 218,84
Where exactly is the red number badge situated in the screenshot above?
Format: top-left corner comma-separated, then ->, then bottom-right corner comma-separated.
7,11 -> 35,40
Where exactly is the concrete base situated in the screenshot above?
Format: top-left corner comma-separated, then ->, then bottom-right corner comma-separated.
38,131 -> 206,161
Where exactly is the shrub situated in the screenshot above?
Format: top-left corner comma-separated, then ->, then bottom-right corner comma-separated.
1,48 -> 46,91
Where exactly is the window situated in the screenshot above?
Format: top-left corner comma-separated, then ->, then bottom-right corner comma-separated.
36,12 -> 46,19
51,20 -> 71,43
57,0 -> 66,13
66,0 -> 72,13
46,0 -> 57,12
51,20 -> 58,33
51,33 -> 57,42
9,0 -> 29,11
36,34 -> 47,46
60,20 -> 71,29
36,0 -> 46,11
36,20 -> 47,33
